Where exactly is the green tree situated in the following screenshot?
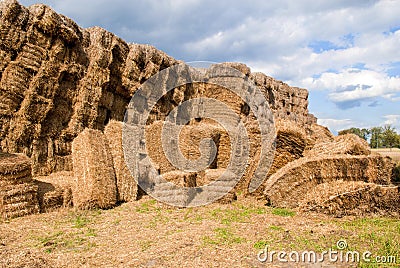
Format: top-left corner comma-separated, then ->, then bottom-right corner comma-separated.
338,127 -> 370,140
381,125 -> 399,149
370,127 -> 383,148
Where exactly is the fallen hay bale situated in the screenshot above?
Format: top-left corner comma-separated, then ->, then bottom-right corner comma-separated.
72,129 -> 117,209
305,133 -> 371,157
263,154 -> 395,208
104,120 -> 138,202
0,152 -> 40,219
300,180 -> 400,217
33,171 -> 73,213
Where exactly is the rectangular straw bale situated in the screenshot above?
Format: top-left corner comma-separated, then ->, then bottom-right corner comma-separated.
34,171 -> 73,213
0,183 -> 40,219
104,120 -> 138,202
72,128 -> 117,209
0,152 -> 32,178
145,121 -> 175,174
194,169 -> 237,204
0,152 -> 40,219
178,122 -> 223,169
162,170 -> 197,187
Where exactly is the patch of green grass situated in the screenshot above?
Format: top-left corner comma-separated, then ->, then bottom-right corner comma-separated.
183,208 -> 193,221
34,229 -> 97,253
85,228 -> 97,237
139,240 -> 153,251
60,210 -> 101,229
326,217 -> 400,266
136,199 -> 157,213
72,215 -> 90,228
147,210 -> 170,229
269,225 -> 284,231
209,204 -> 265,225
202,227 -> 244,246
271,208 -> 295,217
182,208 -> 204,223
30,211 -> 100,253
294,237 -> 326,252
36,231 -> 64,251
337,218 -> 400,251
193,214 -> 203,222
254,240 -> 269,250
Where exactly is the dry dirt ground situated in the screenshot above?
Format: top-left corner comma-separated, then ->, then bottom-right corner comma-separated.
1,195 -> 399,268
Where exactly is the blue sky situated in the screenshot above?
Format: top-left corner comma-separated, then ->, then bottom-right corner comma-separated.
20,0 -> 400,134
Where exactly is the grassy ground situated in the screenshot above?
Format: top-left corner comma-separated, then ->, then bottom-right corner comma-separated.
0,196 -> 399,267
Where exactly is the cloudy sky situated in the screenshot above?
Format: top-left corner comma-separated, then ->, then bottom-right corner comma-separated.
20,0 -> 400,133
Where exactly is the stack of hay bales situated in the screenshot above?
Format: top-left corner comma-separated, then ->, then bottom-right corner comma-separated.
71,129 -> 117,209
0,152 -> 40,219
104,120 -> 138,202
144,119 -> 238,204
33,171 -> 73,213
262,129 -> 400,216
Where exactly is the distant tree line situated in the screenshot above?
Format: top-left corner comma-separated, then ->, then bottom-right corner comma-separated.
338,125 -> 400,149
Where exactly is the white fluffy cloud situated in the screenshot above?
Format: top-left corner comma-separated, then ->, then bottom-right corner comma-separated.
301,68 -> 400,103
317,118 -> 356,133
383,114 -> 400,130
